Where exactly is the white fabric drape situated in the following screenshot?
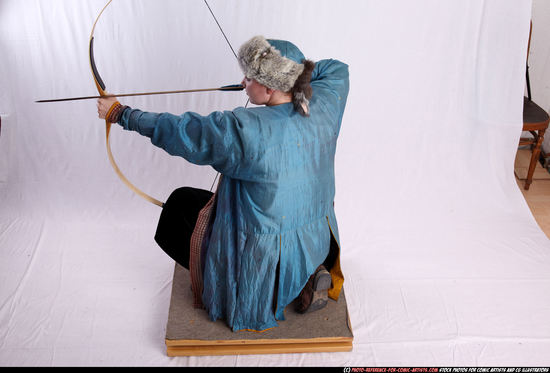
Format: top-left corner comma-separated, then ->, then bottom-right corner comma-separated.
1,0 -> 549,366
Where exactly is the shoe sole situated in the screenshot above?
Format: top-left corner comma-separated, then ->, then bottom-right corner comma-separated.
305,269 -> 331,313
313,269 -> 332,291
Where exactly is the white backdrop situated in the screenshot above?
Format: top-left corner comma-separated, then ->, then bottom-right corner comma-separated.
2,0 -> 550,367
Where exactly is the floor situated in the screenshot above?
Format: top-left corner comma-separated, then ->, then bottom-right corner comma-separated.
516,170 -> 550,239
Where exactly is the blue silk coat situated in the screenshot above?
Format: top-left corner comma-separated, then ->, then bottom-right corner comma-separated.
119,58 -> 349,331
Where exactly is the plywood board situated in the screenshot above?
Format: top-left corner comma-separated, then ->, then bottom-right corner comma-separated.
165,264 -> 353,356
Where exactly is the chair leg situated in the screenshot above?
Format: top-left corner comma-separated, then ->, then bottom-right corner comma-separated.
525,129 -> 546,190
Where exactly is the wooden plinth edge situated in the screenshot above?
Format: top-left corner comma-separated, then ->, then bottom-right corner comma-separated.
166,338 -> 353,357
165,324 -> 354,356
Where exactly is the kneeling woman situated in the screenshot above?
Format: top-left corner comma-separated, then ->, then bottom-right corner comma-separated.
97,36 -> 349,332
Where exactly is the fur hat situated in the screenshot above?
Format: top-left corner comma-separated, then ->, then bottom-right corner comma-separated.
238,36 -> 315,116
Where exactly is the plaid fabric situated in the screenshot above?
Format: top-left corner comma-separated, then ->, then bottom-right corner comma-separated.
189,182 -> 219,308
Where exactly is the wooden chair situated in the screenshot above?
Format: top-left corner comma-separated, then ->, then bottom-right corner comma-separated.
519,22 -> 550,190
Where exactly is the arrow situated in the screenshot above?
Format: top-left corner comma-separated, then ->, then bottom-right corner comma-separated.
35,84 -> 244,103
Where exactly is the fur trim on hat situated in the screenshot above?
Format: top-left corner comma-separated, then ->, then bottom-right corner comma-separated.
238,36 -> 304,93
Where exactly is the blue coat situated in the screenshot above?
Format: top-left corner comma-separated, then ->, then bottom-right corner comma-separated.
119,58 -> 349,331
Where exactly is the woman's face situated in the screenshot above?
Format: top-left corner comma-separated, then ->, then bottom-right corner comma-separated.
242,77 -> 271,105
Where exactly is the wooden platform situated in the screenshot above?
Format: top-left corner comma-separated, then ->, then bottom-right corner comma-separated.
165,264 -> 353,356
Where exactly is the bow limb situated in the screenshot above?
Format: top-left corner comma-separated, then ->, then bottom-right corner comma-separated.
89,0 -> 164,207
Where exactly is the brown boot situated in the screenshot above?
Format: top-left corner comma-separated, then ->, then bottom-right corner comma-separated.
295,265 -> 332,314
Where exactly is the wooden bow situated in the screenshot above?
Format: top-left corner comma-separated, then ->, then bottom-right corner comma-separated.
89,0 -> 165,207
88,0 -> 245,205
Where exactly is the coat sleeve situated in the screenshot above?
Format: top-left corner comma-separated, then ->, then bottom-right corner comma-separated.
310,59 -> 350,115
117,108 -> 245,176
